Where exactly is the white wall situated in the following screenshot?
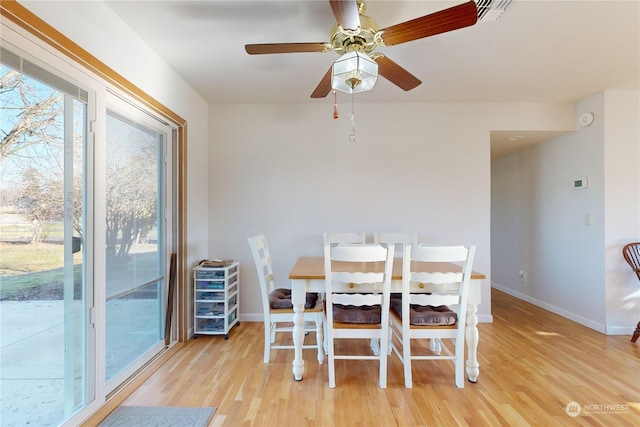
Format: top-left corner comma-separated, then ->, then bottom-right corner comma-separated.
209,102 -> 576,323
492,90 -> 640,334
18,1 -> 212,328
604,91 -> 640,333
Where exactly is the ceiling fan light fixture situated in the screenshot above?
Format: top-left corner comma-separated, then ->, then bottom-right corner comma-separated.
331,51 -> 378,94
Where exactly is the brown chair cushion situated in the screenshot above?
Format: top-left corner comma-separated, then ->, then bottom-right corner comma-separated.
333,304 -> 381,324
390,299 -> 457,326
269,288 -> 319,309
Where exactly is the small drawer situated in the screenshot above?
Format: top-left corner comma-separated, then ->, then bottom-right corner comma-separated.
196,301 -> 224,316
197,318 -> 224,332
195,269 -> 226,280
195,280 -> 224,290
195,290 -> 225,301
228,295 -> 237,307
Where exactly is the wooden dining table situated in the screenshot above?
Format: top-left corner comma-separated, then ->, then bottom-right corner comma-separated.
288,256 -> 485,382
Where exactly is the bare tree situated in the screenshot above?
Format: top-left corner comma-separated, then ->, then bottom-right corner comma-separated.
2,66 -> 158,255
15,167 -> 64,242
1,69 -> 62,161
1,66 -> 66,243
105,120 -> 159,259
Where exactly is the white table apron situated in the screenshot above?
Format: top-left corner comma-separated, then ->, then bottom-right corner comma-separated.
289,275 -> 481,382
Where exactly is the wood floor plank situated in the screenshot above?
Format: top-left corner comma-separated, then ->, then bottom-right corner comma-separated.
113,290 -> 640,426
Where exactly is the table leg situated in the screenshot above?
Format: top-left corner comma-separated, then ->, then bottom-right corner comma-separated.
291,283 -> 306,381
465,303 -> 480,382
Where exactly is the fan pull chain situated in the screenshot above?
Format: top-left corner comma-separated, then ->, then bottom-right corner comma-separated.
333,91 -> 339,119
349,93 -> 356,143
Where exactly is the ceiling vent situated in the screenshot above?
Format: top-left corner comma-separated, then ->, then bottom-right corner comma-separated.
475,0 -> 512,21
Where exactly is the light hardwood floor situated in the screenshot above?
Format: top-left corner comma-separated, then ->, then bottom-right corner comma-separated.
118,290 -> 640,426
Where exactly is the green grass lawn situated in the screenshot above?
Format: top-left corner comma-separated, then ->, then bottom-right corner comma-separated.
0,242 -> 82,299
0,241 -> 158,300
0,242 -> 68,273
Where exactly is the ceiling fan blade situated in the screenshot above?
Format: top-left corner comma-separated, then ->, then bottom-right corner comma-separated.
372,54 -> 421,91
329,0 -> 361,31
310,66 -> 333,98
245,42 -> 330,55
378,1 -> 478,46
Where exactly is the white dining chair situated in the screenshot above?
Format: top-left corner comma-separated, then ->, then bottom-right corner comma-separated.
324,242 -> 395,388
389,243 -> 476,388
321,232 -> 368,352
248,235 -> 324,364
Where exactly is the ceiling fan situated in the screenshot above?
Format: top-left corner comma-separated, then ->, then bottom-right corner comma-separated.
245,0 -> 479,98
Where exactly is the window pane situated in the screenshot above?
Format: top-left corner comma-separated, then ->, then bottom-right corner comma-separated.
105,110 -> 164,381
0,64 -> 87,425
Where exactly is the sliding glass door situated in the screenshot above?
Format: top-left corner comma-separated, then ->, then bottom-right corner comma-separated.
1,43 -> 176,425
104,96 -> 173,390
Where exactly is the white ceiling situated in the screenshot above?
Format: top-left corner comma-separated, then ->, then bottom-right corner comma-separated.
105,0 -> 640,158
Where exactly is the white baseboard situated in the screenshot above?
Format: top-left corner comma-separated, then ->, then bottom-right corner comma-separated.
606,325 -> 638,335
491,283 -> 608,334
240,313 -> 263,322
477,314 -> 494,323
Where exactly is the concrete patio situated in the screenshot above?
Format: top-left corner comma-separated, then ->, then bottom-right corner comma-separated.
1,299 -> 158,426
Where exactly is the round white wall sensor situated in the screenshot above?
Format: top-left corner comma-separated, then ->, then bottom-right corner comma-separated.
579,112 -> 594,126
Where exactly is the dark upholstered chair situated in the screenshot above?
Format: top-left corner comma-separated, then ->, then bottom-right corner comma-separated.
622,242 -> 640,343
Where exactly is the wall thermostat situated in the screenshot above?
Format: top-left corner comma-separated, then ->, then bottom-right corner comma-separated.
579,112 -> 594,127
573,177 -> 589,189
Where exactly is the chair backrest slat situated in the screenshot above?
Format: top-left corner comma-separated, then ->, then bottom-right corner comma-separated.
323,232 -> 367,245
412,244 -> 470,263
332,293 -> 383,306
373,232 -> 417,256
623,242 -> 640,281
373,232 -> 418,245
410,293 -> 459,307
331,243 -> 387,262
411,271 -> 464,285
248,235 -> 277,314
333,271 -> 385,284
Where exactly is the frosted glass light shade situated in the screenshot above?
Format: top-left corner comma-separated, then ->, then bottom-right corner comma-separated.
331,51 -> 378,94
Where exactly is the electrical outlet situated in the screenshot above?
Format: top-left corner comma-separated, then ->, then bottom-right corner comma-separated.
519,270 -> 527,283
